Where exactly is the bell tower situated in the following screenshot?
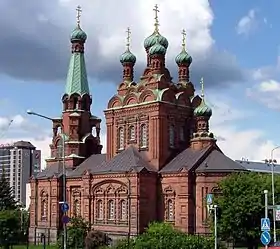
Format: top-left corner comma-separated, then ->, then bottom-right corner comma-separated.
47,6 -> 102,169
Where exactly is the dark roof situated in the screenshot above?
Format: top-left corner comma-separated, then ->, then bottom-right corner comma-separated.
34,162 -> 69,179
68,154 -> 107,177
196,150 -> 247,173
14,140 -> 35,149
236,160 -> 280,174
160,146 -> 211,173
90,146 -> 155,174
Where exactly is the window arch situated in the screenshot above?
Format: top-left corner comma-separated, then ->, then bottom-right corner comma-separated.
128,126 -> 135,141
56,139 -> 63,158
96,200 -> 103,220
120,200 -> 127,221
169,125 -> 175,147
118,127 -> 124,150
167,199 -> 174,221
108,200 -> 115,220
140,124 -> 147,148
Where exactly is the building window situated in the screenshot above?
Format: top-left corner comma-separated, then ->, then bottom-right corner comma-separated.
118,127 -> 124,150
96,200 -> 103,220
56,139 -> 63,158
128,126 -> 135,141
167,199 -> 174,221
108,200 -> 115,220
73,199 -> 81,217
140,124 -> 147,148
41,199 -> 47,221
179,126 -> 185,141
169,125 -> 175,147
120,200 -> 127,221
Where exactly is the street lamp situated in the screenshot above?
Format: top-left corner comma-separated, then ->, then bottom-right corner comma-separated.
27,110 -> 67,249
264,145 -> 280,244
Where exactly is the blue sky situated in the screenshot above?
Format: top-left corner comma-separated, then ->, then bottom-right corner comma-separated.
1,0 -> 280,165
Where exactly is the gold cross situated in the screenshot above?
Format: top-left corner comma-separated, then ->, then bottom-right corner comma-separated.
76,6 -> 82,26
126,27 -> 131,50
200,77 -> 205,99
153,4 -> 160,32
182,29 -> 186,50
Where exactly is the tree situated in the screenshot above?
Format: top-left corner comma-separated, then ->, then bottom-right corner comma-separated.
85,230 -> 111,249
215,172 -> 280,249
0,165 -> 17,211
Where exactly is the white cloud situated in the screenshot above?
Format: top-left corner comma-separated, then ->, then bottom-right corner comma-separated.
236,9 -> 257,35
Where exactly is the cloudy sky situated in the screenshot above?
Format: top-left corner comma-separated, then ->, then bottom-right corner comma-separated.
1,0 -> 280,167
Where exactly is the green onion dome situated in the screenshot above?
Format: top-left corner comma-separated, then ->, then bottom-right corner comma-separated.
175,49 -> 192,65
144,32 -> 169,50
194,99 -> 212,117
120,49 -> 136,64
149,38 -> 167,56
70,25 -> 87,42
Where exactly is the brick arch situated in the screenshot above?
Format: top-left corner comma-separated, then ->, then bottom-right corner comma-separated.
163,185 -> 176,195
107,95 -> 122,109
126,86 -> 137,94
118,82 -> 127,90
137,85 -> 145,93
92,180 -> 128,195
176,92 -> 191,107
139,89 -> 156,103
159,88 -> 176,103
123,92 -> 138,106
191,95 -> 202,108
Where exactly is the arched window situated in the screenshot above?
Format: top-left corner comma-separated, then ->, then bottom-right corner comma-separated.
108,200 -> 115,220
118,127 -> 124,150
167,199 -> 174,221
169,125 -> 175,147
73,199 -> 80,217
96,200 -> 103,220
140,124 -> 147,148
179,126 -> 185,141
41,199 -> 47,221
73,97 -> 78,109
128,126 -> 135,141
56,139 -> 63,158
120,200 -> 127,221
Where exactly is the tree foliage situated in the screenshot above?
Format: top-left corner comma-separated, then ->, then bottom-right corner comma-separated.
85,230 -> 111,249
215,172 -> 280,248
112,222 -> 213,249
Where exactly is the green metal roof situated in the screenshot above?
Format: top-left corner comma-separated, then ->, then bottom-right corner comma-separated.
65,52 -> 90,96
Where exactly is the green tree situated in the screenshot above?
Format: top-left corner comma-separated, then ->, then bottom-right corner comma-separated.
0,165 -> 17,211
0,210 -> 21,249
215,172 -> 280,249
58,216 -> 89,249
85,230 -> 111,249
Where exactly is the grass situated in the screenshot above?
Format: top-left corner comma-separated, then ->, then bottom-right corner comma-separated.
13,245 -> 57,249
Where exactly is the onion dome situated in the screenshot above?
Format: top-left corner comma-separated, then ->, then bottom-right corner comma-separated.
149,36 -> 167,56
175,49 -> 192,65
194,99 -> 212,117
120,49 -> 136,64
144,32 -> 169,50
70,26 -> 87,42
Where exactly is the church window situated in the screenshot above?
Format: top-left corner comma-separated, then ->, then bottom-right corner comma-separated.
169,125 -> 175,147
56,139 -> 63,158
108,200 -> 115,220
73,97 -> 78,109
118,127 -> 124,150
96,200 -> 103,220
179,126 -> 185,141
140,124 -> 147,148
73,199 -> 81,217
167,199 -> 174,221
41,199 -> 47,221
128,126 -> 135,141
120,200 -> 127,221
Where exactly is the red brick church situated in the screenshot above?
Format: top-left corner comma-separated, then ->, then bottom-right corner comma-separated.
28,5 -> 245,243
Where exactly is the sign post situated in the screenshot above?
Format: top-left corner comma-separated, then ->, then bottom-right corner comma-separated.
207,194 -> 217,249
261,190 -> 271,249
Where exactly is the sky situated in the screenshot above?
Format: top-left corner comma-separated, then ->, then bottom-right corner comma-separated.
1,0 -> 280,168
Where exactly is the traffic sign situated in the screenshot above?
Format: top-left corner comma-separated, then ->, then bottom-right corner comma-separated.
206,194 -> 213,205
261,218 -> 270,231
62,215 -> 70,224
261,231 -> 271,246
61,202 -> 69,213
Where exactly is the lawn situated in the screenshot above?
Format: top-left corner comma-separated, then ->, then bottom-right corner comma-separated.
13,245 -> 57,249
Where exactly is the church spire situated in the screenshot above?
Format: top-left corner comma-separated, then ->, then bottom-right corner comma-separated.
64,6 -> 90,97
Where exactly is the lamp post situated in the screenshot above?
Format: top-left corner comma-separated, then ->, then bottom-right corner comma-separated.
265,145 -> 280,244
27,110 -> 67,249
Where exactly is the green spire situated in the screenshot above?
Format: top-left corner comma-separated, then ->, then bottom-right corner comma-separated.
65,6 -> 90,97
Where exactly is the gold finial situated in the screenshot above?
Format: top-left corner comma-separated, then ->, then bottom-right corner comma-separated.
200,77 -> 205,100
126,27 -> 131,50
153,4 -> 160,33
181,29 -> 186,50
76,6 -> 82,26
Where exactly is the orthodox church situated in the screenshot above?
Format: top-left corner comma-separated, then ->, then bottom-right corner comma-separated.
28,5 -> 246,244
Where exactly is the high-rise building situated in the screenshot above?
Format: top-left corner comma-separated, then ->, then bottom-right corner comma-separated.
0,141 -> 41,206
